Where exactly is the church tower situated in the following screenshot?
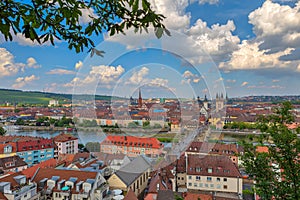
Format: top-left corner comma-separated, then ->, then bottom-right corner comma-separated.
138,88 -> 143,108
203,94 -> 208,110
216,93 -> 224,111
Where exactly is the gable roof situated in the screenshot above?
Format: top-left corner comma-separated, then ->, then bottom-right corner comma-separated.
124,189 -> 138,200
102,135 -> 162,149
157,190 -> 175,200
0,155 -> 27,171
187,155 -> 241,178
21,158 -> 58,179
114,156 -> 151,186
148,168 -> 174,193
54,133 -> 77,142
32,168 -> 98,184
186,142 -> 243,155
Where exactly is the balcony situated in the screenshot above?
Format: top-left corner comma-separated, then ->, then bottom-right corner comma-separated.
13,183 -> 37,198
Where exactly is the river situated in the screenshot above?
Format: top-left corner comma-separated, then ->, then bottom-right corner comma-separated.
6,129 -> 107,145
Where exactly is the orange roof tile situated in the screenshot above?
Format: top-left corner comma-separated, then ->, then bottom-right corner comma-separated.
256,146 -> 269,153
101,135 -> 162,149
22,158 -> 58,179
124,189 -> 138,200
184,193 -> 212,200
54,133 -> 78,142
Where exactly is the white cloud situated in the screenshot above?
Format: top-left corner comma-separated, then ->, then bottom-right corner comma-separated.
247,85 -> 285,89
75,61 -> 83,70
226,79 -> 236,83
11,33 -> 54,47
182,70 -> 195,78
12,75 -> 39,89
182,70 -> 201,84
127,67 -> 149,85
149,78 -> 169,86
47,69 -> 76,75
150,0 -> 190,30
241,82 -> 249,87
249,1 -> 300,51
107,0 -> 239,65
79,8 -> 97,24
27,57 -> 41,68
0,48 -> 25,77
219,40 -> 296,70
188,19 -> 240,62
196,0 -> 219,5
65,65 -> 125,88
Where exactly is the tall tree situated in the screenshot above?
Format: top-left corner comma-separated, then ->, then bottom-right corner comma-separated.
0,0 -> 168,52
241,102 -> 300,199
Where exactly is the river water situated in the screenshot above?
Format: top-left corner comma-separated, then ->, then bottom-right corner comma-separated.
6,129 -> 107,145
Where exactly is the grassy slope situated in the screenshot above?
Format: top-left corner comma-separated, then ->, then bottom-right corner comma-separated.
0,89 -> 113,105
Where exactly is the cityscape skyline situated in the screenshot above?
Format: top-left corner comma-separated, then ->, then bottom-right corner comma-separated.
1,0 -> 300,98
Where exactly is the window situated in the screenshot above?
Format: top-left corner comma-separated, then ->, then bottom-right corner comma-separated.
224,185 -> 228,189
217,178 -> 220,182
207,177 -> 212,181
196,167 -> 202,172
217,184 -> 221,189
194,183 -> 197,187
210,184 -> 214,188
208,168 -> 212,173
4,145 -> 12,153
205,184 -> 208,188
196,176 -> 201,181
188,176 -> 192,180
188,183 -> 192,186
223,178 -> 227,182
199,183 -> 203,187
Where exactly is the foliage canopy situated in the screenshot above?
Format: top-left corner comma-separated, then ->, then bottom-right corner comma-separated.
241,102 -> 300,199
0,0 -> 168,52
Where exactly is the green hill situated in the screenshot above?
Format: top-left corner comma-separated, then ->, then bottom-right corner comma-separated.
0,89 -> 113,105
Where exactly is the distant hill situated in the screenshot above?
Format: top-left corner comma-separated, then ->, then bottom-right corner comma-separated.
0,89 -> 113,105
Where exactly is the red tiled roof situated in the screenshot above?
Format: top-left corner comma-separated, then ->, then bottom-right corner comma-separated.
0,172 -> 27,189
184,192 -> 212,200
147,168 -> 174,194
124,189 -> 138,200
186,142 -> 243,155
54,133 -> 78,142
22,158 -> 58,179
256,146 -> 269,153
187,155 -> 241,178
0,136 -> 54,152
0,143 -> 17,154
101,135 -> 162,149
32,168 -> 98,184
0,192 -> 8,200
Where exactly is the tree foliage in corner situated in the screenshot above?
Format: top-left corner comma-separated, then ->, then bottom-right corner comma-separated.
241,102 -> 300,199
0,0 -> 168,53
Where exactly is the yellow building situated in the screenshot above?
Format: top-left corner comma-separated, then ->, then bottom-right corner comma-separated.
108,156 -> 151,196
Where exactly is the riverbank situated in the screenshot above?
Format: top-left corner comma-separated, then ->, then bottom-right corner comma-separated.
18,126 -> 69,131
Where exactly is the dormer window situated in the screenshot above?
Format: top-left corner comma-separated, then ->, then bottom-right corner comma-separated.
208,168 -> 213,173
4,145 -> 12,153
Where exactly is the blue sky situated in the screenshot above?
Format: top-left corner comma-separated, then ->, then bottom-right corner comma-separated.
1,0 -> 300,98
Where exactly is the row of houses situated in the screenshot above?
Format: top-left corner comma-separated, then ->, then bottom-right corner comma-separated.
0,133 -> 78,166
105,140 -> 245,200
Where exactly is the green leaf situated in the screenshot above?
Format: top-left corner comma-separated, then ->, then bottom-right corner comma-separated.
155,27 -> 163,39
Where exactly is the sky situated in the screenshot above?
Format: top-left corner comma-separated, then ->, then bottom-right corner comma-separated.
1,0 -> 300,99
